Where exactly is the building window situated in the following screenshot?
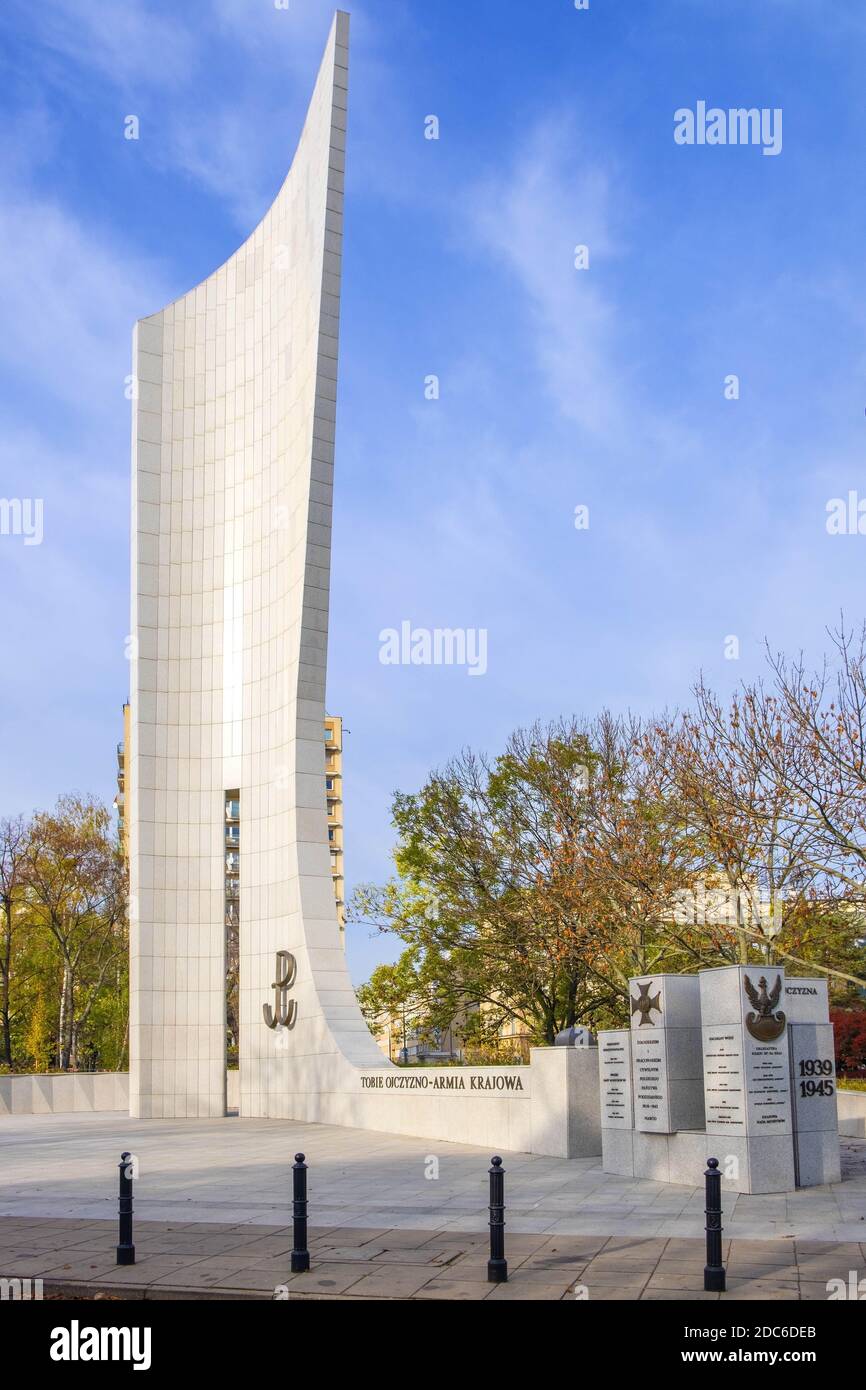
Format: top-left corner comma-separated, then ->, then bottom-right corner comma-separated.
225,791 -> 240,1067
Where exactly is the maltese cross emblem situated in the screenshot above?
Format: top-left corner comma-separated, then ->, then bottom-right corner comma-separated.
631,980 -> 662,1027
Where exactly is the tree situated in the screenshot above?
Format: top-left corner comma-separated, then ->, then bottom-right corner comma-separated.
352,718 -> 711,1042
352,723 -> 602,1044
25,991 -> 54,1074
0,815 -> 29,1066
357,950 -> 430,1060
831,1006 -> 866,1078
654,633 -> 866,994
568,713 -> 707,1007
355,692 -> 866,1046
23,796 -> 127,1072
761,621 -> 866,900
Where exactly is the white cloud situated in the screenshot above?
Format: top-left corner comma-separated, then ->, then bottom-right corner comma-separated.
4,0 -> 381,232
467,116 -> 630,442
9,0 -> 198,91
0,186 -> 170,412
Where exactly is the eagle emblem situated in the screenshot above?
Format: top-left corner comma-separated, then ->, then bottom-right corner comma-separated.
744,973 -> 786,1042
631,980 -> 662,1027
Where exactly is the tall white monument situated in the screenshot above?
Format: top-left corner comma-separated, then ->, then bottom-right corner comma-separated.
129,11 -> 386,1121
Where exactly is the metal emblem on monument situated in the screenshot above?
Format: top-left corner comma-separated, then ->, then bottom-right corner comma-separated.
263,951 -> 298,1030
744,973 -> 786,1042
630,980 -> 662,1027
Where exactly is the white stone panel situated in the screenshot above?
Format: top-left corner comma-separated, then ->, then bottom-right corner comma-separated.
599,1029 -> 633,1129
629,974 -> 704,1132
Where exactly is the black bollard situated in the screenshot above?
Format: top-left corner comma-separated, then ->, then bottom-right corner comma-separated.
487,1156 -> 508,1284
116,1152 -> 135,1266
291,1153 -> 310,1274
703,1157 -> 726,1292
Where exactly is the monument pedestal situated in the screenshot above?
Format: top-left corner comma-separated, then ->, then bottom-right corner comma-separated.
530,1046 -> 601,1158
789,1023 -> 842,1187
600,966 -> 841,1194
700,965 -> 796,1194
630,974 -> 705,1133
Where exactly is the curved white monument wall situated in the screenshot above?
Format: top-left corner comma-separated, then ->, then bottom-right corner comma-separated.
129,11 -> 384,1121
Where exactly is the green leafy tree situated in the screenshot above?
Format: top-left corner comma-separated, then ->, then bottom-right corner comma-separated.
25,991 -> 54,1073
24,796 -> 128,1072
352,720 -> 662,1044
0,815 -> 29,1066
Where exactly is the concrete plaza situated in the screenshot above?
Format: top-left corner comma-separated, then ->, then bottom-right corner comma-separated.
2,1113 -> 865,1242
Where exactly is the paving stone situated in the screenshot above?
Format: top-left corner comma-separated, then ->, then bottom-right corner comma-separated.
582,1286 -> 644,1300
582,1267 -> 652,1288
338,1265 -> 440,1298
647,1271 -> 717,1291
214,1269 -> 288,1293
641,1289 -> 720,1301
40,1258 -> 128,1281
415,1281 -> 491,1301
312,1227 -> 390,1247
603,1236 -> 668,1255
486,1281 -> 568,1301
149,1265 -> 255,1289
518,1255 -> 590,1276
370,1245 -> 463,1266
97,1261 -> 206,1286
719,1287 -> 800,1301
798,1281 -> 836,1301
282,1262 -> 371,1295
725,1265 -> 799,1282
313,1244 -> 390,1263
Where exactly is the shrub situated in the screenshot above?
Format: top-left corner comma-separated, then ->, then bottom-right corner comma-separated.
831,1007 -> 866,1078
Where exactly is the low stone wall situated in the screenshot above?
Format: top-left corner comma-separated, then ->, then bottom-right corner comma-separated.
0,1054 -> 602,1158
0,1073 -> 129,1116
838,1090 -> 866,1138
336,1049 -> 602,1158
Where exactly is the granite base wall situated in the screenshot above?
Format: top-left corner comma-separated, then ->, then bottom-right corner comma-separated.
0,1074 -> 130,1116
239,1048 -> 601,1158
838,1091 -> 866,1138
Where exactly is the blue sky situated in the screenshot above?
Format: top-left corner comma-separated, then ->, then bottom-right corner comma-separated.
1,0 -> 866,985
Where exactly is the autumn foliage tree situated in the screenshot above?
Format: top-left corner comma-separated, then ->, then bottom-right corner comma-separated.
353,722 -> 607,1044
354,628 -> 866,1049
830,1007 -> 866,1078
0,797 -> 128,1073
354,716 -> 732,1042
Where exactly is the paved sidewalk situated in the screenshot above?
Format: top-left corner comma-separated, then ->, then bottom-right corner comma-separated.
2,1114 -> 865,1242
2,1218 -> 864,1301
